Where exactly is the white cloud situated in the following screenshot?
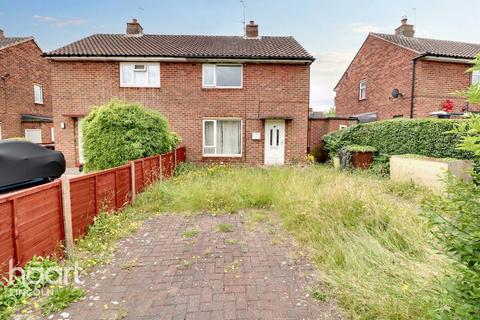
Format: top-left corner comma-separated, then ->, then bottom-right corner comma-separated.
310,52 -> 355,111
33,15 -> 86,27
351,22 -> 379,33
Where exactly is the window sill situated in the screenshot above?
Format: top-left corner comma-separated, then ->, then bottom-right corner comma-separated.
120,85 -> 161,88
202,86 -> 243,90
202,154 -> 242,158
34,102 -> 44,105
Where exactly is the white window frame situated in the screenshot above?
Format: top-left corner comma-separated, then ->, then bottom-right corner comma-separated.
359,80 -> 367,100
202,64 -> 243,89
25,129 -> 42,143
202,118 -> 243,157
51,127 -> 55,142
472,70 -> 480,85
34,84 -> 44,104
120,62 -> 161,88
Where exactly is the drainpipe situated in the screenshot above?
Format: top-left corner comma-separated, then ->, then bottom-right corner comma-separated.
409,54 -> 427,118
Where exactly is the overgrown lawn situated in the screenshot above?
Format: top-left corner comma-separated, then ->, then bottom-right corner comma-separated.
135,164 -> 450,320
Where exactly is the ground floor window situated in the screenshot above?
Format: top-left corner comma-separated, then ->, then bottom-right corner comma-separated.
25,129 -> 42,143
203,119 -> 242,156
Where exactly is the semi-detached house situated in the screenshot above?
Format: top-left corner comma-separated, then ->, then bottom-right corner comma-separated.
0,29 -> 53,144
45,19 -> 314,167
334,17 -> 480,121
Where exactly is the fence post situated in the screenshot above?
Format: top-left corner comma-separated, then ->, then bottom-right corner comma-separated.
174,148 -> 177,170
61,177 -> 74,257
130,161 -> 136,203
159,154 -> 163,180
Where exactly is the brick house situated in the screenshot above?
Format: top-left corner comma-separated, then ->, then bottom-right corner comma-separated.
334,18 -> 480,121
46,20 -> 314,167
0,29 -> 53,144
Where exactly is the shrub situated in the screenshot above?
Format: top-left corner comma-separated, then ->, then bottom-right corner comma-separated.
322,119 -> 475,160
82,100 -> 180,171
423,175 -> 480,319
344,144 -> 376,152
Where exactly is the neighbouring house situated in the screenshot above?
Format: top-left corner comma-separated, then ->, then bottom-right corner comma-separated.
0,29 -> 53,145
45,19 -> 314,167
334,17 -> 480,121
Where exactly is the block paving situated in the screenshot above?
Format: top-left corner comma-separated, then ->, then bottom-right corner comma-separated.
53,213 -> 344,320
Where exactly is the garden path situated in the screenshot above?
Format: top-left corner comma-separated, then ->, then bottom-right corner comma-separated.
53,213 -> 344,320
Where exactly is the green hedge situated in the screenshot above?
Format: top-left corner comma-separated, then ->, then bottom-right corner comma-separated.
82,100 -> 180,171
322,119 -> 475,160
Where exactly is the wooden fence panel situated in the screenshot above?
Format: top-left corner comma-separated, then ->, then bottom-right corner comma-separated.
95,171 -> 117,212
134,159 -> 144,194
115,166 -> 132,209
0,201 -> 15,275
161,152 -> 175,178
0,181 -> 63,271
176,146 -> 186,163
70,176 -> 96,239
0,147 -> 186,272
142,158 -> 152,188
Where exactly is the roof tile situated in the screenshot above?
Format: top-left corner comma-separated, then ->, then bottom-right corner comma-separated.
0,37 -> 33,50
46,34 -> 314,61
372,33 -> 480,59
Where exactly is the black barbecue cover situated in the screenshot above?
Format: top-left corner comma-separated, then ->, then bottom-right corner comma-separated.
0,141 -> 66,188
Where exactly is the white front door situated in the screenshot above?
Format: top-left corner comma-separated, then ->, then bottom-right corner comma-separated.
264,120 -> 285,165
25,129 -> 42,143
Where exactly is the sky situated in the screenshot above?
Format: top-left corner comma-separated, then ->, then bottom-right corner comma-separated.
1,0 -> 479,111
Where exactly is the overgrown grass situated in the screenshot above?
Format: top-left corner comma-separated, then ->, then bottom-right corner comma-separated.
41,285 -> 85,315
135,164 -> 451,320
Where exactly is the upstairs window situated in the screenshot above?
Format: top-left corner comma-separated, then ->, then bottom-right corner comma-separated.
202,64 -> 242,88
472,70 -> 480,85
120,62 -> 160,87
359,80 -> 367,100
34,84 -> 43,104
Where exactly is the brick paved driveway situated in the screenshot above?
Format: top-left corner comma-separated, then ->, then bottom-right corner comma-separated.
55,213 -> 344,320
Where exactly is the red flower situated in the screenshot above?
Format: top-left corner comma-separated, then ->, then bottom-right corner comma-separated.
442,99 -> 455,113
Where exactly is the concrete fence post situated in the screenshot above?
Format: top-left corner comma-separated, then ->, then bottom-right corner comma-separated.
61,176 -> 74,257
130,161 -> 136,203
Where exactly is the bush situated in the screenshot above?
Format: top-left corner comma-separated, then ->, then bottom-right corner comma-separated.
322,119 -> 475,160
423,175 -> 480,319
82,100 -> 180,171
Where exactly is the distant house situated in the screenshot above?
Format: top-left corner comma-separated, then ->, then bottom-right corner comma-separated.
334,17 -> 480,121
45,19 -> 314,167
0,29 -> 53,144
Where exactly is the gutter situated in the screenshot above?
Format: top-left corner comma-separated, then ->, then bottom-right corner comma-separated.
43,55 -> 314,65
409,53 -> 428,119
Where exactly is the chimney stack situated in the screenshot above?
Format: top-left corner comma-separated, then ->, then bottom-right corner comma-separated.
0,29 -> 4,40
395,16 -> 415,37
126,18 -> 143,35
245,21 -> 259,38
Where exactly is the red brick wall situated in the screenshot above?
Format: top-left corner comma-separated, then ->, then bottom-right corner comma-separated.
0,40 -> 53,142
413,60 -> 479,116
335,35 -> 416,120
51,61 -> 310,167
335,35 -> 478,120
